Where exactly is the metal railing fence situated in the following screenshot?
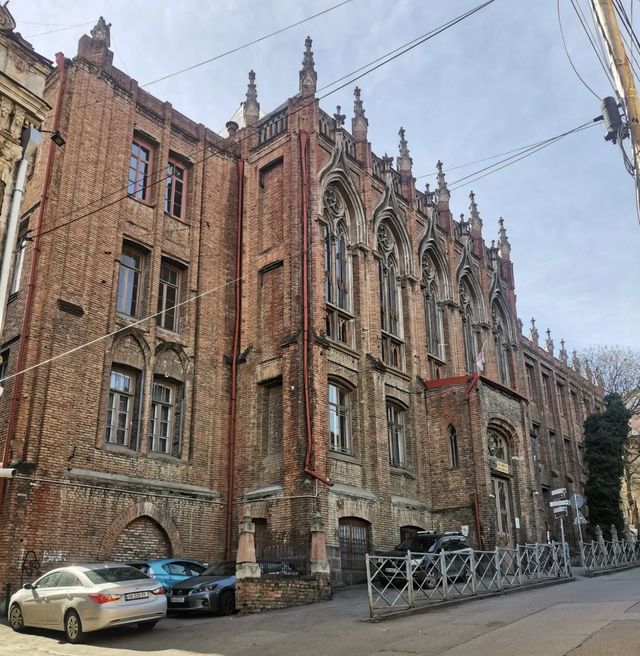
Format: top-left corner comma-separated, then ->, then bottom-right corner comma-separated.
366,542 -> 570,618
580,538 -> 640,573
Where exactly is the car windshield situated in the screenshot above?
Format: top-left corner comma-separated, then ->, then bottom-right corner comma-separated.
396,535 -> 439,552
84,566 -> 150,584
201,562 -> 235,577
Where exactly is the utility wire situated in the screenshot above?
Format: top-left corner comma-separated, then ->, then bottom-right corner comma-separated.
29,0 -> 498,242
558,0 -> 601,99
24,22 -> 93,38
4,1 -> 502,385
143,0 -> 354,87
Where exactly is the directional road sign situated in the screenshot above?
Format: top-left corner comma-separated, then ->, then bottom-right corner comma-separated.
551,488 -> 566,496
550,499 -> 570,508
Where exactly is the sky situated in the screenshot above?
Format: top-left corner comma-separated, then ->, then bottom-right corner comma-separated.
14,0 -> 640,353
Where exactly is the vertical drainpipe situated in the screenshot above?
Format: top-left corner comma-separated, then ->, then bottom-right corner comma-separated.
299,130 -> 331,487
0,53 -> 66,513
225,158 -> 244,560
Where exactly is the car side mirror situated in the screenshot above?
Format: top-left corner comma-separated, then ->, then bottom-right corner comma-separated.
23,583 -> 33,590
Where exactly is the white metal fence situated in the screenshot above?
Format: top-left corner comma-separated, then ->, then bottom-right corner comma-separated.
580,539 -> 640,573
366,543 -> 570,618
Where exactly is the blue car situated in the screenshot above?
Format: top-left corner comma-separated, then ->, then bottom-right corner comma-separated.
127,559 -> 207,593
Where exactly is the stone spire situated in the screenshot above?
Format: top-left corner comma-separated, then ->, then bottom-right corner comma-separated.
529,317 -> 539,346
584,358 -> 593,383
243,70 -> 260,127
572,349 -> 581,373
333,105 -> 346,129
352,86 -> 368,138
299,36 -> 317,96
90,16 -> 111,47
559,339 -> 568,365
396,127 -> 412,174
435,160 -> 450,204
497,217 -> 511,260
545,329 -> 554,355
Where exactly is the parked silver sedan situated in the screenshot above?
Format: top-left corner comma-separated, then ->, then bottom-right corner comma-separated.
8,563 -> 167,643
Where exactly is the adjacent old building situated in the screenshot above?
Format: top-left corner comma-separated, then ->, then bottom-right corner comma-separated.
0,19 -> 602,595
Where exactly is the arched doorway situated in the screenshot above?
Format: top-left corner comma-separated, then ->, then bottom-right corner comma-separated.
338,517 -> 371,585
488,430 -> 515,547
110,516 -> 172,561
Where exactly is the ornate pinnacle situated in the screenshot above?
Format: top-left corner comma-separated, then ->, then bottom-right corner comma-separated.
559,339 -> 568,364
353,87 -> 366,120
497,217 -> 511,259
397,126 -> 412,172
572,349 -> 581,373
91,16 -> 111,47
436,160 -> 447,191
334,105 -> 346,127
545,328 -> 554,355
529,317 -> 539,345
243,70 -> 260,126
382,153 -> 394,172
299,36 -> 317,94
469,190 -> 482,229
398,127 -> 409,157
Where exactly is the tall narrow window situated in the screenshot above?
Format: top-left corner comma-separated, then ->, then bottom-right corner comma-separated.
492,300 -> 511,386
10,236 -> 26,295
448,425 -> 459,469
116,247 -> 143,316
460,280 -> 479,373
526,364 -> 536,401
261,378 -> 283,456
378,224 -> 404,369
128,140 -> 151,201
328,382 -> 352,455
322,187 -> 353,346
165,160 -> 186,218
387,402 -> 406,468
557,383 -> 568,416
422,252 -> 445,361
149,380 -> 182,456
157,261 -> 181,332
0,348 -> 9,381
542,373 -> 553,408
105,368 -> 139,448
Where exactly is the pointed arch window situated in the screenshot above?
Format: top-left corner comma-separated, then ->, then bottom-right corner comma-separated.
377,223 -> 404,369
492,300 -> 512,387
460,279 -> 480,373
322,186 -> 353,346
448,425 -> 459,469
421,252 -> 445,361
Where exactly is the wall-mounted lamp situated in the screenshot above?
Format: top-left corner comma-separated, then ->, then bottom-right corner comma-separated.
488,493 -> 496,499
41,129 -> 65,147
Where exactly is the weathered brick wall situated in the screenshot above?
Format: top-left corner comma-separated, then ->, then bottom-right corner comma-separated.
236,574 -> 331,613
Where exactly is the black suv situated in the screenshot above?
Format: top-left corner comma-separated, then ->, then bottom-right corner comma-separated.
374,531 -> 471,587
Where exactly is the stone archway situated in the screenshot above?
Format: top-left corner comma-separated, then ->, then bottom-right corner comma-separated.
98,500 -> 182,560
110,516 -> 172,561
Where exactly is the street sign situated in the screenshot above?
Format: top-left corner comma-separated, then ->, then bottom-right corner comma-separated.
554,507 -> 568,515
550,499 -> 570,508
570,493 -> 584,510
551,487 -> 567,496
574,510 -> 587,525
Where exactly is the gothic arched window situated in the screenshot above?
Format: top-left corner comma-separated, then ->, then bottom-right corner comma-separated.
492,300 -> 511,387
460,279 -> 480,373
421,252 -> 445,361
377,222 -> 404,369
488,431 -> 509,463
448,425 -> 459,469
322,186 -> 353,346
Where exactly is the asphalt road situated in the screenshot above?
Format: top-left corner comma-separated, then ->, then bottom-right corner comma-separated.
1,568 -> 639,655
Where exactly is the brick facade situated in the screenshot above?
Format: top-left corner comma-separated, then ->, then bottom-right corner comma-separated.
0,20 -> 602,596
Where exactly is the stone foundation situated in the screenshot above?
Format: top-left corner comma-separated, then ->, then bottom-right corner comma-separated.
236,574 -> 331,613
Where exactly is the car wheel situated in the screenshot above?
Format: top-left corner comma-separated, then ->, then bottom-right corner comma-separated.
425,569 -> 440,589
218,590 -> 235,616
64,609 -> 84,644
8,604 -> 24,632
138,620 -> 158,631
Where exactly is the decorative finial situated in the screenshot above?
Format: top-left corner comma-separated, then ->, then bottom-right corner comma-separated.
559,339 -> 568,364
397,126 -> 412,172
353,87 -> 366,121
584,357 -> 593,383
529,317 -> 539,346
469,190 -> 482,229
243,69 -> 260,127
572,349 -> 581,373
352,86 -> 368,138
91,16 -> 111,47
497,216 -> 511,259
436,160 -> 447,191
299,35 -> 317,95
334,105 -> 346,127
382,153 -> 394,172
545,328 -> 554,355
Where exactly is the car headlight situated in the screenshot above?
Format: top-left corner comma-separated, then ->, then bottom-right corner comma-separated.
191,584 -> 218,594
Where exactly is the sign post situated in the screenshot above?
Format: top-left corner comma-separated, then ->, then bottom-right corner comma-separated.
550,488 -> 569,575
570,493 -> 585,544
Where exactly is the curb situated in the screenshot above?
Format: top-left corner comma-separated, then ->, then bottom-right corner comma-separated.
583,562 -> 640,578
365,576 -> 575,622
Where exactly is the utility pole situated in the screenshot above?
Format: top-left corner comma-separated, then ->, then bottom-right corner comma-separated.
590,1 -> 640,180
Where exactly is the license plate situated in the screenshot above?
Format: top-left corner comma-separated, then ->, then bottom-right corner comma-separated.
125,591 -> 149,601
170,596 -> 185,603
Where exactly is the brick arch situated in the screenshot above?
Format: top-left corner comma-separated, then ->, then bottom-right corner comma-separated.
98,501 -> 182,559
487,416 -> 520,450
395,508 -> 429,530
335,498 -> 374,524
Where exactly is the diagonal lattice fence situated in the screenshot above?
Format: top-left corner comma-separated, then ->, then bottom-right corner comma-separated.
580,538 -> 640,573
366,542 -> 570,618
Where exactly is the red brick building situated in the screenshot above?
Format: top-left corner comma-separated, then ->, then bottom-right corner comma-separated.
0,20 -> 602,593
